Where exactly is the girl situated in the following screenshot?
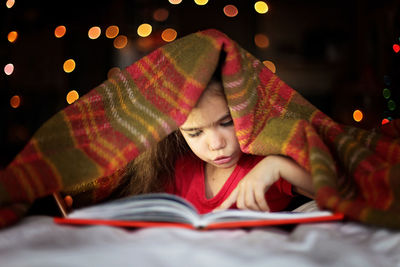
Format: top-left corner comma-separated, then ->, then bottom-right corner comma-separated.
118,76 -> 315,214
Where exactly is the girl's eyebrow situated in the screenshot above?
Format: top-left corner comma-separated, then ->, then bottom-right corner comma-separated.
180,113 -> 231,131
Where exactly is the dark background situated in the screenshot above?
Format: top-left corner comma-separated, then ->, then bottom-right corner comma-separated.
1,0 -> 400,168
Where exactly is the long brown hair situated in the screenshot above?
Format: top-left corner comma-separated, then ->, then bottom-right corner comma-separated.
117,76 -> 225,197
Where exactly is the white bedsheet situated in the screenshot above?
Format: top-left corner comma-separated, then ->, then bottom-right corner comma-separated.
0,215 -> 399,267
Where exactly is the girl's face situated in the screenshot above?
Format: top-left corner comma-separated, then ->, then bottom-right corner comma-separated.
179,85 -> 242,170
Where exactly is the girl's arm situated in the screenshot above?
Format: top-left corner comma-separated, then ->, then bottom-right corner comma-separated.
214,155 -> 314,212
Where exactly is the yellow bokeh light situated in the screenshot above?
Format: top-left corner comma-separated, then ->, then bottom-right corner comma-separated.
153,8 -> 169,22
353,109 -> 363,122
63,59 -> 76,73
137,24 -> 152,37
113,35 -> 128,49
254,1 -> 269,14
66,90 -> 79,104
105,25 -> 119,39
168,0 -> 182,4
10,95 -> 21,108
8,31 -> 18,43
262,60 -> 276,73
223,5 -> 238,17
4,63 -> 14,75
54,25 -> 66,38
88,26 -> 101,39
254,33 -> 270,48
194,0 -> 208,5
6,0 -> 15,8
161,28 -> 178,42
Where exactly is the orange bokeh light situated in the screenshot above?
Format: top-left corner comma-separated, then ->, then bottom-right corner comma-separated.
223,5 -> 238,17
4,63 -> 14,75
254,33 -> 270,48
66,90 -> 79,104
153,8 -> 169,22
105,26 -> 119,39
6,0 -> 15,8
161,28 -> 177,42
10,95 -> 21,108
113,35 -> 128,49
54,25 -> 66,38
88,26 -> 101,39
63,59 -> 76,73
107,67 -> 121,78
168,0 -> 182,4
262,60 -> 276,73
353,109 -> 363,122
8,31 -> 18,43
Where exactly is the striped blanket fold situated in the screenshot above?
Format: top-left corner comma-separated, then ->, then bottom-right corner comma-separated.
1,29 -> 400,229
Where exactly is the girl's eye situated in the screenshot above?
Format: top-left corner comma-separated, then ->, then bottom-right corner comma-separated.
220,119 -> 233,127
188,131 -> 202,138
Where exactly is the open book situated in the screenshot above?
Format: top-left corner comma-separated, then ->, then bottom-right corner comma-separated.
54,193 -> 344,230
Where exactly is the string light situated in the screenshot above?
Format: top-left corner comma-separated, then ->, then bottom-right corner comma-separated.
63,59 -> 76,73
382,118 -> 390,125
161,28 -> 177,42
382,88 -> 391,99
7,31 -> 18,43
54,25 -> 66,38
223,5 -> 238,17
137,24 -> 152,37
106,26 -> 119,39
262,60 -> 276,73
353,109 -> 363,122
88,26 -> 101,39
113,35 -> 128,49
153,8 -> 169,22
168,0 -> 182,4
107,67 -> 121,79
254,1 -> 269,14
254,33 -> 269,48
10,95 -> 21,108
6,0 -> 15,8
194,0 -> 208,5
66,90 -> 79,104
393,44 -> 400,53
388,100 -> 396,111
4,63 -> 14,75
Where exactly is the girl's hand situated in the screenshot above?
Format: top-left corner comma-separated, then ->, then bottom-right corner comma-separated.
213,155 -> 314,212
214,156 -> 282,212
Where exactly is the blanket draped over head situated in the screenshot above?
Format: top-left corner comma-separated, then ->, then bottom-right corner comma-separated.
1,29 -> 400,229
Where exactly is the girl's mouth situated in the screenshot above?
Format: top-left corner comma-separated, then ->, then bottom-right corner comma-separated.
213,156 -> 232,165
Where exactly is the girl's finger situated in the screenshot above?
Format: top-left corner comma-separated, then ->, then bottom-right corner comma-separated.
254,188 -> 269,211
244,184 -> 260,211
213,187 -> 239,212
236,182 -> 246,209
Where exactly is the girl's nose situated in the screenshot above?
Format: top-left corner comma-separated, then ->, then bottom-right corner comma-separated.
208,131 -> 226,151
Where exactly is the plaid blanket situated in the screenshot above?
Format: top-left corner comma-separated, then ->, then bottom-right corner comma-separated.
1,29 -> 400,229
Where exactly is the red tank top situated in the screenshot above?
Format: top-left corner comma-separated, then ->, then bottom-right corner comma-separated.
166,153 -> 293,214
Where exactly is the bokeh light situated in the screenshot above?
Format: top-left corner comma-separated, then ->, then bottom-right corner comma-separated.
7,31 -> 18,43
4,63 -> 14,75
393,44 -> 400,53
137,23 -> 152,37
194,0 -> 208,5
254,33 -> 270,48
54,25 -> 66,38
382,118 -> 390,125
388,100 -> 396,111
153,8 -> 169,22
88,26 -> 101,39
254,1 -> 269,14
6,0 -> 15,8
223,5 -> 238,17
63,59 -> 76,73
106,26 -> 119,39
161,28 -> 178,42
107,67 -> 121,79
66,90 -> 79,104
262,60 -> 276,73
10,95 -> 21,108
353,109 -> 363,122
113,35 -> 128,49
382,88 -> 391,99
168,0 -> 182,4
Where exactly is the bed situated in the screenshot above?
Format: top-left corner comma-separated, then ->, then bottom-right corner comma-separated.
0,203 -> 399,267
